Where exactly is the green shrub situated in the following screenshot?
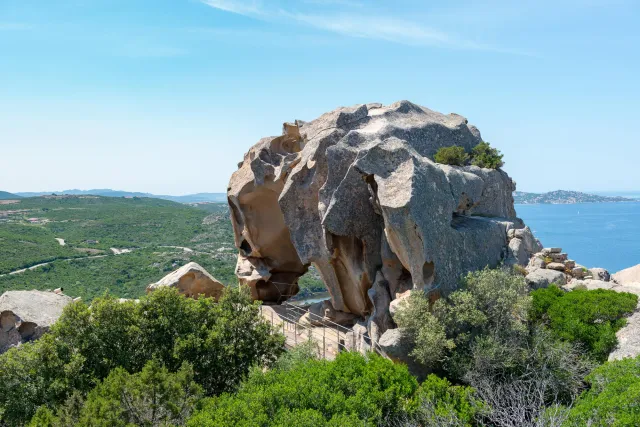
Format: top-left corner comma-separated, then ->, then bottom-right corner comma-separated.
0,287 -> 284,426
434,146 -> 470,166
471,141 -> 504,169
531,285 -> 637,361
29,360 -> 203,427
187,352 -> 419,426
565,355 -> 640,426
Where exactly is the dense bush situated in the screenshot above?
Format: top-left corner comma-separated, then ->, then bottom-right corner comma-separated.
434,146 -> 470,166
188,351 -> 418,426
29,360 -> 203,427
396,269 -> 593,425
531,285 -> 637,361
188,349 -> 478,427
0,287 -> 283,426
564,355 -> 640,426
471,141 -> 503,169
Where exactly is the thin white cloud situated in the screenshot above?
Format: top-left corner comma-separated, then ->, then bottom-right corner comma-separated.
199,0 -> 528,54
201,0 -> 263,16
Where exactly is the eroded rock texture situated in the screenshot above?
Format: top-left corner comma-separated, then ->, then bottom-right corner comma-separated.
228,101 -> 528,325
0,290 -> 72,353
147,262 -> 225,300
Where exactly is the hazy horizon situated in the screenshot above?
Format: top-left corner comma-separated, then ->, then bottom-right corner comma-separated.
2,0 -> 639,194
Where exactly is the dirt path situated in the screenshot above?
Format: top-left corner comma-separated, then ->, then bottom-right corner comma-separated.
0,255 -> 109,277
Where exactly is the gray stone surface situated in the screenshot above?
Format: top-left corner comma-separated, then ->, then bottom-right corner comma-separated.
228,101 -> 527,316
589,267 -> 611,282
147,262 -> 225,300
0,290 -> 72,353
612,264 -> 639,284
525,269 -> 566,289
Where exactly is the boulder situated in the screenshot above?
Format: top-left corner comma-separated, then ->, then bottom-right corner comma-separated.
570,266 -> 586,278
551,253 -> 568,262
525,269 -> 566,289
542,247 -> 562,254
546,262 -> 566,272
564,259 -> 576,269
514,226 -> 542,253
300,299 -> 360,327
227,101 -> 526,315
589,267 -> 611,282
389,290 -> 413,320
0,290 -> 72,353
506,237 -> 528,266
527,255 -> 546,271
613,264 -> 640,284
147,262 -> 225,300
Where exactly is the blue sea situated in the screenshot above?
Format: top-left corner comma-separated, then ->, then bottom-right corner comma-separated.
516,202 -> 640,273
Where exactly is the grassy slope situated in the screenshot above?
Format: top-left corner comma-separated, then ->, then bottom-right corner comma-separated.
0,197 -> 238,299
0,196 -> 325,301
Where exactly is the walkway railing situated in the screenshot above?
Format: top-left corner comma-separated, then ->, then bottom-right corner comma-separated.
260,301 -> 388,360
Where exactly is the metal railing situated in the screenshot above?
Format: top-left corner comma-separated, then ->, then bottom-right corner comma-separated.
260,301 -> 388,360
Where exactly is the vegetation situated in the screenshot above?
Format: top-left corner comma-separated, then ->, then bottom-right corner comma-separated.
188,348 -> 478,427
0,196 -> 240,301
434,146 -> 469,166
433,141 -> 503,169
395,269 -> 595,425
531,285 -> 637,361
564,355 -> 640,426
470,141 -> 504,169
0,196 -> 328,301
0,287 -> 283,426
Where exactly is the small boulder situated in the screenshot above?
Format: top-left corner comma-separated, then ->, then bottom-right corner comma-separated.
542,247 -> 562,254
389,290 -> 412,320
589,268 -> 611,282
147,262 -> 225,300
571,266 -> 586,278
551,253 -> 568,263
525,269 -> 566,289
547,262 -> 566,272
506,238 -> 528,266
0,290 -> 73,353
564,259 -> 576,269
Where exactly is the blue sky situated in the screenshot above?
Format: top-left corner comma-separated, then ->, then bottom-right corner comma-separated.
1,0 -> 639,194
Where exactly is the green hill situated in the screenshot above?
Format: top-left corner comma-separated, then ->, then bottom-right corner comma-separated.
0,191 -> 21,200
0,196 -> 237,300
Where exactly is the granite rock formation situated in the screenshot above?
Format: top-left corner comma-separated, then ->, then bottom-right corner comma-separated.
0,290 -> 72,353
228,101 -> 537,336
147,262 -> 225,300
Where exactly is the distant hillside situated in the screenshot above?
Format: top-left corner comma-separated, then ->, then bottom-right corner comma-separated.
514,190 -> 636,204
15,189 -> 226,203
0,191 -> 21,200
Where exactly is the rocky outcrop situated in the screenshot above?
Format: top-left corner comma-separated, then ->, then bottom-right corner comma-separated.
0,290 -> 72,353
228,101 -> 539,342
147,262 -> 225,300
613,264 -> 640,285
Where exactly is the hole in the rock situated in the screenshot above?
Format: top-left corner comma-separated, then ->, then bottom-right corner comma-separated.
422,261 -> 435,287
239,239 -> 252,255
0,311 -> 17,332
18,322 -> 37,342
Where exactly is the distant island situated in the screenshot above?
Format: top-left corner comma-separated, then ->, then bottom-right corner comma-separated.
13,189 -> 226,204
514,190 -> 637,204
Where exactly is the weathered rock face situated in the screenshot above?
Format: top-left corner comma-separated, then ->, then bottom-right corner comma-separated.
147,262 -> 225,300
0,290 -> 72,353
228,101 -> 529,322
613,264 -> 640,285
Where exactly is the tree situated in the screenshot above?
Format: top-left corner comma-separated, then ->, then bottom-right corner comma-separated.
29,360 -> 203,427
0,286 -> 284,425
434,146 -> 470,166
471,141 -> 504,169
